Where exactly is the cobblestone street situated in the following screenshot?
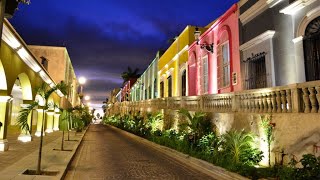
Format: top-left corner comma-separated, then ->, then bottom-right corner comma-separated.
65,124 -> 214,180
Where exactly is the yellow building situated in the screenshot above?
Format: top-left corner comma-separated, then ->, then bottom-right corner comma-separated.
157,26 -> 206,98
0,19 -> 78,151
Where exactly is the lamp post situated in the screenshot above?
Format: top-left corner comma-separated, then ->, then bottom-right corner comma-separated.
84,95 -> 90,101
194,27 -> 214,54
78,76 -> 86,106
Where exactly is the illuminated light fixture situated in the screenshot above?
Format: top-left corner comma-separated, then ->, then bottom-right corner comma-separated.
2,25 -> 21,49
194,27 -> 214,54
87,102 -> 91,106
17,47 -> 42,72
56,89 -> 64,97
84,95 -> 90,100
79,77 -> 86,85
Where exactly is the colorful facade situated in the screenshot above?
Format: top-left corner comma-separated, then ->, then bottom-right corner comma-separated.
0,19 -> 78,150
130,51 -> 162,101
121,78 -> 137,102
238,0 -> 320,89
158,26 -> 206,98
188,4 -> 241,96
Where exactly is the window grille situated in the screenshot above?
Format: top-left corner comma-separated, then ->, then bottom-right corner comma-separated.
243,52 -> 267,89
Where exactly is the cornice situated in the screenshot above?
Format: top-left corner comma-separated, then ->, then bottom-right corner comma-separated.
240,30 -> 276,51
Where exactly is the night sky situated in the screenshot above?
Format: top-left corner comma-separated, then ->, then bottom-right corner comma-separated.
10,0 -> 238,111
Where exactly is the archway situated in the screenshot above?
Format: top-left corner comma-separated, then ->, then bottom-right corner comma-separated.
0,59 -> 7,90
303,16 -> 320,81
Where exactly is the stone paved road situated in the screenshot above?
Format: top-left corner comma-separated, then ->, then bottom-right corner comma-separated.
65,124 -> 214,180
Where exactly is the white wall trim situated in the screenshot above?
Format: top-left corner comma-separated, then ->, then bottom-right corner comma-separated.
280,0 -> 316,15
296,6 -> 320,37
240,30 -> 276,51
292,36 -> 304,43
240,0 -> 282,25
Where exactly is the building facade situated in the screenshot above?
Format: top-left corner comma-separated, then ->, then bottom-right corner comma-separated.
158,26 -> 206,98
28,45 -> 80,108
239,0 -> 320,89
188,4 -> 241,95
130,51 -> 162,101
0,20 -> 78,151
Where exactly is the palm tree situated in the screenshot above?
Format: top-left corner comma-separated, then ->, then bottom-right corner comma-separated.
221,130 -> 261,165
17,81 -> 67,175
178,109 -> 211,142
121,66 -> 140,83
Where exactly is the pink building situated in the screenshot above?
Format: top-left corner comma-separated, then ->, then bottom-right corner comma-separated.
121,78 -> 137,102
188,4 -> 241,96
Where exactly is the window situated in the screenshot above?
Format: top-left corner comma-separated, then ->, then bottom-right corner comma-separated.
244,52 -> 267,89
167,75 -> 172,97
219,41 -> 230,88
303,16 -> 320,81
40,56 -> 48,70
202,55 -> 209,93
181,70 -> 187,96
148,86 -> 151,99
160,81 -> 164,98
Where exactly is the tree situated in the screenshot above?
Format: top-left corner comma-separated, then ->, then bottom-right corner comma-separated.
121,66 -> 140,83
17,81 -> 67,175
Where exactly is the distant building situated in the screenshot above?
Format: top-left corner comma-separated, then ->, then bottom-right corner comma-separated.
29,45 -> 80,107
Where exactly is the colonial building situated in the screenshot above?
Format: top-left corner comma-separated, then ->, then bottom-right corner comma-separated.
28,45 -> 80,108
130,51 -> 162,101
188,4 -> 241,95
238,0 -> 320,89
158,26 -> 206,98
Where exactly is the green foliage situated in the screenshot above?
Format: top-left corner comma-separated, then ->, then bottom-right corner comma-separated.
16,101 -> 38,133
59,109 -> 70,131
178,109 -> 211,141
121,66 -> 140,83
146,112 -> 163,133
260,114 -> 274,166
221,130 -> 263,166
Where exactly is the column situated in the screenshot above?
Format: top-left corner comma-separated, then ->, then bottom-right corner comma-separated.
53,113 -> 60,131
17,104 -> 32,142
0,96 -> 12,151
45,111 -> 54,133
35,108 -> 45,137
293,36 -> 306,83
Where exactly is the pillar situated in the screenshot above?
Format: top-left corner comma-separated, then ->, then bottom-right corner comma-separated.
17,104 -> 32,142
35,108 -> 45,137
53,113 -> 60,131
45,111 -> 54,133
0,96 -> 12,151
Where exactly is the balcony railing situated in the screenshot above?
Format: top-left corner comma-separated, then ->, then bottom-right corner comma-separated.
108,81 -> 320,114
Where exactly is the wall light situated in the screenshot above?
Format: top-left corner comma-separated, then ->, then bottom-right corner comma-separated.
194,27 -> 214,54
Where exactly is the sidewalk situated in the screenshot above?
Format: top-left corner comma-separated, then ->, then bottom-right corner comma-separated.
0,127 -> 87,180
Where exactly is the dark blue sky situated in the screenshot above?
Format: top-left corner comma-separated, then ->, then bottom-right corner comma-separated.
10,0 -> 238,110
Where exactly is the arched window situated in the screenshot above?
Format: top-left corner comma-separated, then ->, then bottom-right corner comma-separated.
303,16 -> 320,81
218,31 -> 230,88
181,69 -> 187,96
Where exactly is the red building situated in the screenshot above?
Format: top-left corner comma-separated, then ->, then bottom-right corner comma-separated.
121,78 -> 137,102
188,4 -> 241,95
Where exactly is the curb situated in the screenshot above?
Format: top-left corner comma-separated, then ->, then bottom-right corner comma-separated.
60,124 -> 90,180
107,125 -> 249,180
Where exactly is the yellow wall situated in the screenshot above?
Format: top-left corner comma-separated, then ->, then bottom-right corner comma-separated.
157,26 -> 206,97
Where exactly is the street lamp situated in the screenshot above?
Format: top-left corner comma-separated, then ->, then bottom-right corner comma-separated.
194,27 -> 214,54
84,95 -> 90,101
78,76 -> 86,106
